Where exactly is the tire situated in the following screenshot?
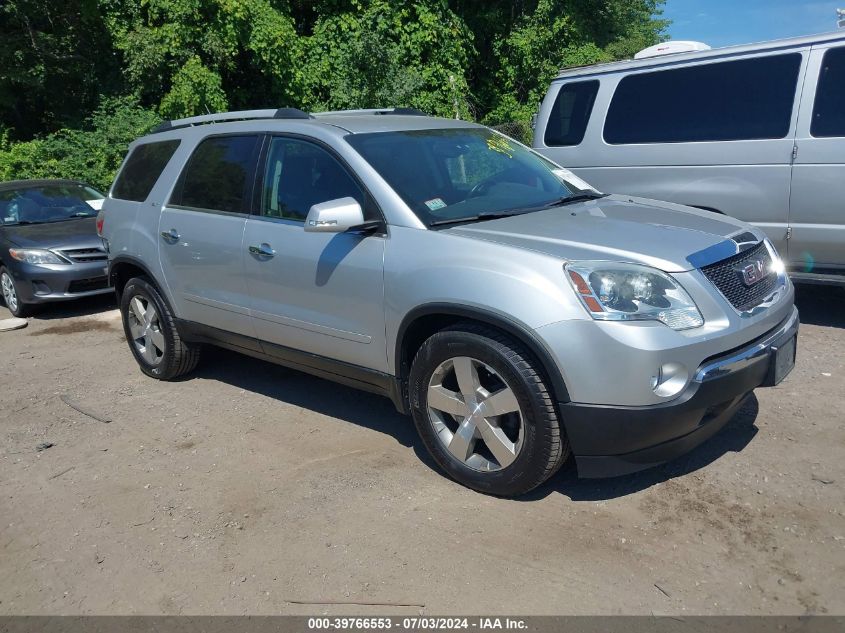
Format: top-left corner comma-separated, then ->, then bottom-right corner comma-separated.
408,323 -> 569,497
120,276 -> 201,380
1,267 -> 34,318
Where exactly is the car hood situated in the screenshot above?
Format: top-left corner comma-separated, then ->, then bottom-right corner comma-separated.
444,194 -> 758,272
2,218 -> 102,250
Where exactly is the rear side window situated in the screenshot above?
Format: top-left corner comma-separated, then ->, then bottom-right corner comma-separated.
811,47 -> 845,138
170,135 -> 260,214
112,140 -> 180,202
604,53 -> 802,144
544,80 -> 599,146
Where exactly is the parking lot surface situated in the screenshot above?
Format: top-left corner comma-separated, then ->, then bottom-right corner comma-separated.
1,287 -> 843,615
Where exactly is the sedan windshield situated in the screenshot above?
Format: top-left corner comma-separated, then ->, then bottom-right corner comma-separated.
346,128 -> 592,226
0,183 -> 103,226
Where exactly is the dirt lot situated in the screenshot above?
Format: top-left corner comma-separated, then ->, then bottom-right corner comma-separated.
0,286 -> 843,616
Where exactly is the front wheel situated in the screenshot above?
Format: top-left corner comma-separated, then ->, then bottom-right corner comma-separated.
120,277 -> 201,380
1,267 -> 34,318
408,323 -> 569,497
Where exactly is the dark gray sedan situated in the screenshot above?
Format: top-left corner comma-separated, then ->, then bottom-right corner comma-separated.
0,179 -> 111,317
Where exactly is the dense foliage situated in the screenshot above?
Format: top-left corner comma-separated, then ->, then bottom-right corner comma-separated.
0,0 -> 667,187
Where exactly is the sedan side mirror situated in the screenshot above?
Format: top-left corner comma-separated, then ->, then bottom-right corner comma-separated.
304,197 -> 365,233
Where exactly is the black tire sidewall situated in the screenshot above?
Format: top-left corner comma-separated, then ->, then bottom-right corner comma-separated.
120,277 -> 180,379
409,329 -> 560,496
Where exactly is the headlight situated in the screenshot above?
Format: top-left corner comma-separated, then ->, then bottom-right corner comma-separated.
566,261 -> 704,330
8,248 -> 69,265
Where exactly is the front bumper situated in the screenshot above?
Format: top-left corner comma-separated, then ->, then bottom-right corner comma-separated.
11,261 -> 112,304
561,306 -> 799,478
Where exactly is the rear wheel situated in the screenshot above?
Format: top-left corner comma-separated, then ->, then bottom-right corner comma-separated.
1,267 -> 33,318
120,277 -> 200,379
408,323 -> 569,497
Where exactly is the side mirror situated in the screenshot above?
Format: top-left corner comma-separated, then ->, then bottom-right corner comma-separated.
304,197 -> 365,233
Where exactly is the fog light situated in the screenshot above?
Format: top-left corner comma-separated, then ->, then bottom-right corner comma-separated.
650,362 -> 689,398
32,281 -> 51,295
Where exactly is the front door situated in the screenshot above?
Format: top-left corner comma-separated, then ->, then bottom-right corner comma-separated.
158,134 -> 261,336
242,136 -> 388,372
789,44 -> 845,274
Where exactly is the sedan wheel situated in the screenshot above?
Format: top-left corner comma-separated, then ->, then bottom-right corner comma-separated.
427,356 -> 524,472
1,271 -> 18,314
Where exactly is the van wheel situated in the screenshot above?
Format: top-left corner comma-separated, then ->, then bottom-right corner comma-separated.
120,277 -> 201,380
408,323 -> 569,497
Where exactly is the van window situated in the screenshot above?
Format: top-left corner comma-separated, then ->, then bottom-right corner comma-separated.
811,47 -> 845,138
112,140 -> 180,202
604,54 -> 802,144
170,135 -> 260,214
544,80 -> 599,146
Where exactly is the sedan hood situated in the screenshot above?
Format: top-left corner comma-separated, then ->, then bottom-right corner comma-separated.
445,194 -> 757,272
2,218 -> 102,250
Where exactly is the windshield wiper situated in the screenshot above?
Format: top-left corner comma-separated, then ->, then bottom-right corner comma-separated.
546,192 -> 607,207
429,210 -> 527,227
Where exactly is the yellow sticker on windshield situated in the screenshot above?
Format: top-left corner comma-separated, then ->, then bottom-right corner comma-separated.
486,136 -> 514,158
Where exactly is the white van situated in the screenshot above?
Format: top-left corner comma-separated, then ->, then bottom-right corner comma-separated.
533,31 -> 845,285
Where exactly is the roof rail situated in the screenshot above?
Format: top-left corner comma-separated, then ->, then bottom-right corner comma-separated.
151,107 -> 312,133
312,107 -> 427,117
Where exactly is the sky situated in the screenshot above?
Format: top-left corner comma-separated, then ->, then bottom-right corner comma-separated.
662,0 -> 841,48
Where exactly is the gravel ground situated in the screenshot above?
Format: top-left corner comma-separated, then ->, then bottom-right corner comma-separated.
0,286 -> 843,616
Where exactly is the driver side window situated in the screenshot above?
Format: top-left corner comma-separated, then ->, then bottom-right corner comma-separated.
261,137 -> 371,221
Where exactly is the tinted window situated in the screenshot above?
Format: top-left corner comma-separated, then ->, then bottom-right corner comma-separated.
604,54 -> 801,144
112,140 -> 180,202
261,137 -> 371,221
811,47 -> 845,138
172,135 -> 260,213
544,80 -> 599,146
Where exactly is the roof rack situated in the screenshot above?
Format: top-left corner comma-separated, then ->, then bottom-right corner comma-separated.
312,107 -> 427,117
151,107 -> 312,134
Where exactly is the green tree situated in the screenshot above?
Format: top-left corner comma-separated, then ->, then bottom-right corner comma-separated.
0,0 -> 121,139
0,96 -> 160,190
301,1 -> 473,117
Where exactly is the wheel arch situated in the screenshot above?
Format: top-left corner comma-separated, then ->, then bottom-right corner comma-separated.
109,255 -> 160,298
395,303 -> 571,407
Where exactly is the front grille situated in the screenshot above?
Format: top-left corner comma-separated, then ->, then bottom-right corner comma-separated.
67,276 -> 109,294
701,241 -> 778,312
60,247 -> 108,263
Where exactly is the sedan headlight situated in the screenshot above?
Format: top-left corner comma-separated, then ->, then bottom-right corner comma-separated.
566,261 -> 704,330
8,248 -> 69,265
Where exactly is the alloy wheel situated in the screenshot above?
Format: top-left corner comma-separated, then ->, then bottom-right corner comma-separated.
426,356 -> 525,472
127,295 -> 165,365
1,272 -> 18,313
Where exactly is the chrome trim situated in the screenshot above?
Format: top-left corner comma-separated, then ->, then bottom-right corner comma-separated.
695,306 -> 799,383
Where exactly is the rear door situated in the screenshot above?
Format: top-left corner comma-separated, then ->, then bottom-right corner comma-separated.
789,43 -> 845,274
242,135 -> 388,372
158,134 -> 261,336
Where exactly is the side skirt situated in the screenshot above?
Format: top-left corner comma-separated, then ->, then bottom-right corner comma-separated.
174,319 -> 408,414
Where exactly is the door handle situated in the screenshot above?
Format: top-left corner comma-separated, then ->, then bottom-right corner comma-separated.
249,243 -> 275,258
160,228 -> 180,242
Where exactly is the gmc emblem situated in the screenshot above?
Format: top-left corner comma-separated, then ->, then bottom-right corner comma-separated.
738,259 -> 766,286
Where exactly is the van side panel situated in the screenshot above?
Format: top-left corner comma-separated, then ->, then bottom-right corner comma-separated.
535,48 -> 811,260
788,43 -> 845,273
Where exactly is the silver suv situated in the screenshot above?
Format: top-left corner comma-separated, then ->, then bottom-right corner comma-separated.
99,108 -> 798,497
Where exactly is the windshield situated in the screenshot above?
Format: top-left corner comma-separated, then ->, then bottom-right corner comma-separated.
0,183 -> 103,226
346,128 -> 590,226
